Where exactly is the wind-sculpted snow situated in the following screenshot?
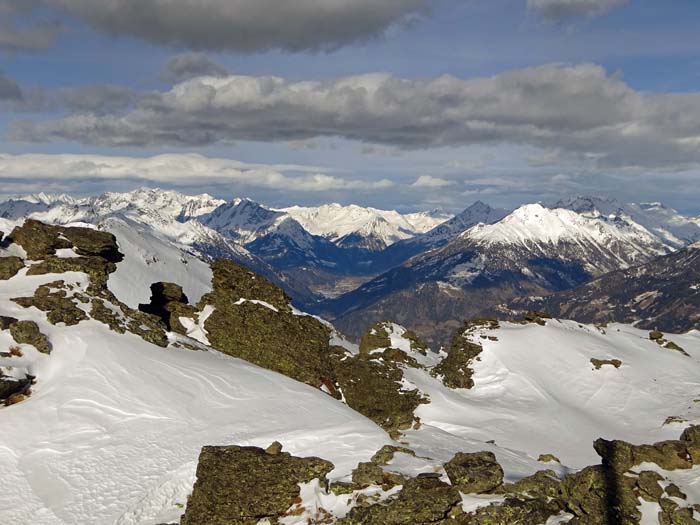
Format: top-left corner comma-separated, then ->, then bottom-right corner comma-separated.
0,270 -> 390,524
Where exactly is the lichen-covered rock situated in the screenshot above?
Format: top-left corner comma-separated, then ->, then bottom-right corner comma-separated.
199,259 -> 336,389
560,465 -> 641,525
370,445 -> 416,466
8,219 -> 122,263
8,219 -> 72,259
338,476 -> 462,525
9,320 -> 51,354
444,451 -> 504,494
180,444 -> 333,525
351,461 -> 406,489
680,425 -> 700,463
27,256 -> 117,292
504,469 -> 561,500
594,438 -> 693,472
13,281 -> 88,326
359,322 -> 393,354
0,256 -> 23,280
523,311 -> 552,325
349,445 -> 418,489
591,358 -> 622,370
458,496 -> 562,524
333,346 -> 428,436
636,470 -> 664,502
433,322 -> 485,389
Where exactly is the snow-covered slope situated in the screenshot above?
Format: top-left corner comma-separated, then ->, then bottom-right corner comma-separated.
3,218 -> 700,524
0,271 -> 389,525
281,203 -> 450,249
103,216 -> 214,308
404,320 -> 700,470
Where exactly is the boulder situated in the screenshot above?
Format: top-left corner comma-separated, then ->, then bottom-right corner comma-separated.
444,451 -> 504,494
181,445 -> 333,525
9,320 -> 51,354
199,260 -> 336,389
0,256 -> 24,280
338,476 -> 462,525
434,322 -> 484,389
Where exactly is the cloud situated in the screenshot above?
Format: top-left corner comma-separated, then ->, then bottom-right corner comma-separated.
161,53 -> 228,82
0,0 -> 59,51
12,63 -> 700,172
411,175 -> 455,188
0,72 -> 22,101
22,0 -> 427,52
0,152 -> 393,192
528,0 -> 628,21
57,85 -> 137,114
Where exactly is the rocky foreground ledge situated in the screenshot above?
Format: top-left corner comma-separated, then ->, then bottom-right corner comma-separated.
179,427 -> 700,525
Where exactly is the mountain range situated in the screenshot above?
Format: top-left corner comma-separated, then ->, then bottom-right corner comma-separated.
1,189 -> 699,344
1,215 -> 700,524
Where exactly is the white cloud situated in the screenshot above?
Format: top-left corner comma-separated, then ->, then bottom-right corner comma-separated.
412,175 -> 455,188
13,63 -> 700,172
0,152 -> 392,192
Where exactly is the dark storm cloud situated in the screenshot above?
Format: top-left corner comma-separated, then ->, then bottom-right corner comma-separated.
47,0 -> 430,52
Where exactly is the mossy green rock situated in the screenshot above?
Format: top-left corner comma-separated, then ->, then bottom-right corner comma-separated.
458,496 -> 562,524
200,260 -> 335,389
359,322 -> 392,354
561,465 -> 641,525
333,346 -> 428,435
9,320 -> 50,354
13,282 -> 88,326
444,451 -> 504,494
27,256 -> 117,292
594,438 -> 693,472
338,476 -> 462,524
434,322 -> 484,389
0,256 -> 24,280
181,444 -> 333,525
504,469 -> 561,500
636,470 -> 664,502
9,219 -> 122,262
351,461 -> 406,489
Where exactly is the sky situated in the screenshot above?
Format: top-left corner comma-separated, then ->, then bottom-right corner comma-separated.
1,0 -> 700,214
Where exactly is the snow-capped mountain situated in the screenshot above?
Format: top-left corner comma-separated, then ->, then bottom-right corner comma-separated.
0,189 -> 298,303
554,196 -> 700,249
325,201 -> 688,343
2,219 -> 700,523
199,198 -> 287,244
281,203 -> 450,249
359,201 -> 510,275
